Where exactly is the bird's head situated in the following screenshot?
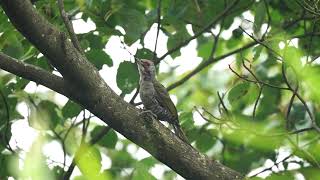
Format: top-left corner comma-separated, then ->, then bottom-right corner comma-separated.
137,59 -> 156,81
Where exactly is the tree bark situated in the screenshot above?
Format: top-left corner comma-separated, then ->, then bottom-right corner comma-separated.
0,0 -> 243,179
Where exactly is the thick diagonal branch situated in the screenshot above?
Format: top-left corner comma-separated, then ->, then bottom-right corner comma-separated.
1,1 -> 242,179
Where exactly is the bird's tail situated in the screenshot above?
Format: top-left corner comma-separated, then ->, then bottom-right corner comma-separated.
172,121 -> 189,144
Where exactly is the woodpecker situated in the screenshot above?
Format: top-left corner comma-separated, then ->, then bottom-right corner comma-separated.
137,59 -> 188,143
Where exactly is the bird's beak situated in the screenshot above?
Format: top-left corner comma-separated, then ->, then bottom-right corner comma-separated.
136,60 -> 143,67
136,60 -> 143,70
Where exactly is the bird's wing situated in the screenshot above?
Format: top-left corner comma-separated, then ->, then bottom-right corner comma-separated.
153,80 -> 178,120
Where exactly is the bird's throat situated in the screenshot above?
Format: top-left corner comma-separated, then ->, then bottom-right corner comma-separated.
142,71 -> 153,81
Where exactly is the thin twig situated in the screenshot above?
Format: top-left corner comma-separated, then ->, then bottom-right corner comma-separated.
57,0 -> 84,54
194,107 -> 222,125
306,18 -> 317,64
239,26 -> 282,60
249,153 -> 293,177
241,59 -> 259,82
249,133 -> 320,177
262,0 -> 271,39
217,92 -> 229,116
155,0 -> 240,64
281,63 -> 320,133
289,127 -> 315,134
52,130 -> 67,167
228,64 -> 289,90
286,85 -> 299,130
201,107 -> 221,120
167,41 -> 257,91
287,135 -> 320,168
166,30 -> 319,92
152,0 -> 162,61
129,86 -> 140,105
294,0 -> 320,16
252,85 -> 263,120
0,89 -> 14,152
133,102 -> 142,106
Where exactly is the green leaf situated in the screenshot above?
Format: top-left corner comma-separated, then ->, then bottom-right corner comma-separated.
0,155 -> 9,178
116,61 -> 139,94
2,44 -> 24,59
228,83 -> 250,104
283,46 -> 303,73
23,136 -> 55,179
198,41 -> 213,59
73,175 -> 88,180
110,150 -> 135,168
132,163 -> 156,180
64,127 -> 79,155
86,49 -> 113,69
254,1 -> 266,34
0,84 -> 23,128
224,144 -> 269,174
136,48 -> 155,60
25,56 -> 53,72
253,45 -> 263,61
86,34 -> 105,49
29,100 -> 60,130
91,126 -> 118,149
52,166 -> 64,179
15,77 -> 30,90
116,9 -> 148,45
265,172 -> 295,180
180,111 -> 194,130
0,31 -> 24,59
62,100 -> 82,119
0,154 -> 20,178
256,87 -> 280,119
167,28 -> 190,59
228,82 -> 259,112
76,144 -> 103,179
299,167 -> 320,180
139,157 -> 157,168
303,141 -> 320,165
226,37 -> 241,49
36,56 -> 53,71
287,103 -> 308,130
0,125 -> 12,152
304,66 -> 320,101
163,171 -> 177,180
195,130 -> 216,152
232,28 -> 243,39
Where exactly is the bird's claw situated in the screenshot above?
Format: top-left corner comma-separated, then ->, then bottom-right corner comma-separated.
139,110 -> 157,120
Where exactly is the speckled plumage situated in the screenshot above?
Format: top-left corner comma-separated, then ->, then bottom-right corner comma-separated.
137,59 -> 188,143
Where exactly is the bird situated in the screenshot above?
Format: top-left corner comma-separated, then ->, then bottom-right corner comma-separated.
136,59 -> 188,143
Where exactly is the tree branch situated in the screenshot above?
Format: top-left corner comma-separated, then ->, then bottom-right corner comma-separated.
167,41 -> 257,91
1,1 -> 242,179
152,0 -> 162,60
0,52 -> 70,96
57,0 -> 84,54
155,0 -> 240,64
167,31 -> 320,91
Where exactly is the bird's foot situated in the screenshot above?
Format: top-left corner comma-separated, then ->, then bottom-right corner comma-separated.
139,110 -> 157,120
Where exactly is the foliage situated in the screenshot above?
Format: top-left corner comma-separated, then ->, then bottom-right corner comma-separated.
1,0 -> 320,179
